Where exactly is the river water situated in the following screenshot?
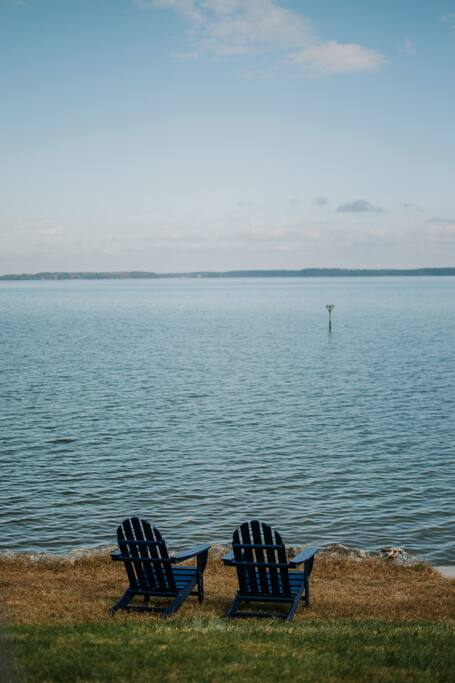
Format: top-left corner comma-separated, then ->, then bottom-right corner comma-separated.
1,277 -> 454,561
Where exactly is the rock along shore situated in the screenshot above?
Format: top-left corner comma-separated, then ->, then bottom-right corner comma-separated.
0,543 -> 427,568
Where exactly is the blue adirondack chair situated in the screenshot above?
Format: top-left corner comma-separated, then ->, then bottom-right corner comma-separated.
110,517 -> 211,617
222,520 -> 318,621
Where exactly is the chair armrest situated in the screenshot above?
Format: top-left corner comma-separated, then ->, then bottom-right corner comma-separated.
222,550 -> 235,565
111,552 -> 123,561
289,546 -> 318,567
171,544 -> 211,563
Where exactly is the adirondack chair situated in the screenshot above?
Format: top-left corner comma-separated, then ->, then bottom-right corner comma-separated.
110,517 -> 211,617
222,520 -> 318,621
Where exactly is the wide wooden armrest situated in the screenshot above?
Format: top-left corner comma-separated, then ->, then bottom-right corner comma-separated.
288,546 -> 318,567
171,544 -> 211,563
222,550 -> 235,565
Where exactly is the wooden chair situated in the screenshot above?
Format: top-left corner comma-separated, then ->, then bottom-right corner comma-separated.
110,517 -> 210,618
222,520 -> 317,621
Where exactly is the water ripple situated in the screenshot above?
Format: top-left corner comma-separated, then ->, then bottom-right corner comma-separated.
1,278 -> 454,561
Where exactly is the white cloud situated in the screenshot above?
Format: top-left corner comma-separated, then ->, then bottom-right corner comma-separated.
290,41 -> 385,75
137,0 -> 385,75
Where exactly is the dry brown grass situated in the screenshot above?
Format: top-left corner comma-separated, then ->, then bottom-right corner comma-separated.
1,551 -> 454,626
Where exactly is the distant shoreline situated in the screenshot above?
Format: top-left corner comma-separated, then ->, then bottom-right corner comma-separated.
2,267 -> 455,281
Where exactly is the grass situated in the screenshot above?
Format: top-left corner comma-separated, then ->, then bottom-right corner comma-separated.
8,620 -> 455,682
1,551 -> 454,681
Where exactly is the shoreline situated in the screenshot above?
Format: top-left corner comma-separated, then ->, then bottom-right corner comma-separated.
1,542 -> 453,571
1,545 -> 454,628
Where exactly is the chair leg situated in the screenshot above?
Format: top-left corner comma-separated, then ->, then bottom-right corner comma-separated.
197,572 -> 205,604
110,589 -> 134,616
196,550 -> 208,604
285,595 -> 302,622
162,580 -> 196,618
226,594 -> 241,618
285,583 -> 306,621
304,576 -> 310,606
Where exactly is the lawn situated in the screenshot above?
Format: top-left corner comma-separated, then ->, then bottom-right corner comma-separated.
6,620 -> 455,682
1,550 -> 454,682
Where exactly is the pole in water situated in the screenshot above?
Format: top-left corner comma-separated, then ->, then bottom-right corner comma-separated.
326,304 -> 335,331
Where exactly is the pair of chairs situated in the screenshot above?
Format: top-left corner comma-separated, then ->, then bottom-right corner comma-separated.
111,517 -> 317,621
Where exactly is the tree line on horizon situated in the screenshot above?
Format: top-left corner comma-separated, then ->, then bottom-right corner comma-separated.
1,267 -> 455,280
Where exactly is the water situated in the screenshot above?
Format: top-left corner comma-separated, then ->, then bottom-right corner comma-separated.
1,278 -> 454,562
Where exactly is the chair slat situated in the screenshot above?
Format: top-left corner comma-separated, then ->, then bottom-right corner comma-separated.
262,522 -> 281,595
232,543 -> 283,550
274,528 -> 291,595
240,522 -> 259,595
131,517 -> 155,591
151,523 -> 176,591
232,528 -> 248,595
250,520 -> 269,594
142,519 -> 176,592
140,519 -> 163,590
118,539 -> 163,547
121,518 -> 146,589
117,524 -> 138,589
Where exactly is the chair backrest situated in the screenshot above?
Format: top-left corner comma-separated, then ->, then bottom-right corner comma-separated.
232,520 -> 291,597
117,517 -> 176,593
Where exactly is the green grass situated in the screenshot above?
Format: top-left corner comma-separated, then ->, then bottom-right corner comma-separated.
7,619 -> 455,683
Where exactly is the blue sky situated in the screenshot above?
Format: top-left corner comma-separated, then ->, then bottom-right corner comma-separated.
1,0 -> 455,273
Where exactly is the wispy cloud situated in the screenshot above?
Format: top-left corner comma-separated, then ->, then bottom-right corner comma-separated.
403,202 -> 422,212
224,221 -> 328,246
314,196 -> 328,206
137,0 -> 386,75
441,12 -> 455,27
346,226 -> 392,247
398,39 -> 415,54
289,41 -> 385,75
427,218 -> 455,241
337,199 -> 385,214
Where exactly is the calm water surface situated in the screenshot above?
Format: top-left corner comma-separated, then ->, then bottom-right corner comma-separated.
1,278 -> 454,561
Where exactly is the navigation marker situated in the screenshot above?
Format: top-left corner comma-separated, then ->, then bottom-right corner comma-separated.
326,304 -> 335,331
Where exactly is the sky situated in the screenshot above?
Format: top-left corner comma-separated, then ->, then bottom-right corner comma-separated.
1,0 -> 455,273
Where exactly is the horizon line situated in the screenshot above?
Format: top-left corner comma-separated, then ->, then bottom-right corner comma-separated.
2,267 -> 455,281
